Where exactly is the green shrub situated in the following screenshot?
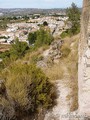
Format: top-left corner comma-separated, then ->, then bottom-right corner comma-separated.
0,38 -> 29,69
10,38 -> 29,58
0,51 -> 10,59
60,29 -> 73,38
35,28 -> 54,47
27,28 -> 53,49
27,32 -> 37,45
1,63 -> 56,113
43,21 -> 48,26
66,2 -> 80,35
60,31 -> 69,38
61,3 -> 80,38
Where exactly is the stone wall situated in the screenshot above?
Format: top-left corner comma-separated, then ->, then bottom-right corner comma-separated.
78,0 -> 90,118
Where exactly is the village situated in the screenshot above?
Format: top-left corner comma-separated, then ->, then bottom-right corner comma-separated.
0,15 -> 69,44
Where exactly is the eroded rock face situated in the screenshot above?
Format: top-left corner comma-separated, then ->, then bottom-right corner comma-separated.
78,0 -> 90,118
37,40 -> 63,68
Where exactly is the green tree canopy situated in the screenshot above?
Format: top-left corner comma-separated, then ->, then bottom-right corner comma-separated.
43,21 -> 48,26
27,28 -> 53,47
10,38 -> 29,58
28,32 -> 37,45
66,2 -> 80,35
35,28 -> 54,47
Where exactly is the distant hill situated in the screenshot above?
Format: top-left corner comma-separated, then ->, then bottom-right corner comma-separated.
0,8 -> 67,16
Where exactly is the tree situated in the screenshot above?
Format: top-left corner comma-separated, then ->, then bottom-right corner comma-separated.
28,32 -> 37,45
23,15 -> 29,20
10,38 -> 29,58
66,2 -> 80,35
43,21 -> 48,26
35,28 -> 53,47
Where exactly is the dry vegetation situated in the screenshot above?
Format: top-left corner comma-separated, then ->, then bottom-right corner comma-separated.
63,35 -> 79,111
0,32 -> 79,118
44,63 -> 64,81
23,45 -> 49,63
43,34 -> 79,81
0,44 -> 11,52
0,61 -> 56,117
43,34 -> 79,111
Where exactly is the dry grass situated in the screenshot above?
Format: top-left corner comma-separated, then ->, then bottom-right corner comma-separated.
42,34 -> 79,83
23,45 -> 49,62
1,62 -> 31,107
44,63 -> 64,81
64,35 -> 79,111
0,44 -> 11,52
44,34 -> 79,111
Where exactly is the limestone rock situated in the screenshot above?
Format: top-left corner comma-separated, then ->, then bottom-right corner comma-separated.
37,61 -> 47,68
43,40 -> 63,64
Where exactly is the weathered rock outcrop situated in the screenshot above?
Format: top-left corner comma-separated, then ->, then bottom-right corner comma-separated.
37,40 -> 63,68
78,0 -> 90,118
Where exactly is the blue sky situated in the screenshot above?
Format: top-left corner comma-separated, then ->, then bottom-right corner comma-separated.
0,0 -> 83,8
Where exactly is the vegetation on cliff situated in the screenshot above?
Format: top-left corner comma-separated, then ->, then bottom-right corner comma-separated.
28,28 -> 53,47
0,63 -> 56,118
61,3 -> 80,38
0,27 -> 56,119
0,3 -> 80,119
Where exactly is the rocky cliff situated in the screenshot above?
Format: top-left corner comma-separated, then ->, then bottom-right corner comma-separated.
78,0 -> 90,118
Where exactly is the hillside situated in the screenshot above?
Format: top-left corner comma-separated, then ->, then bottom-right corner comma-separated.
0,2 -> 83,120
0,33 -> 79,119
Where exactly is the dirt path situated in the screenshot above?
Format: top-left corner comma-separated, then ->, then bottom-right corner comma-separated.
44,35 -> 79,120
44,63 -> 73,120
44,79 -> 72,120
